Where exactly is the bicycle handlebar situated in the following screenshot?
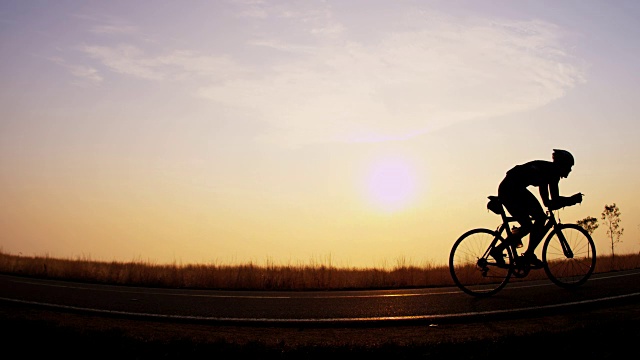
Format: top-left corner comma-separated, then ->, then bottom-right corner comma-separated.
547,192 -> 584,211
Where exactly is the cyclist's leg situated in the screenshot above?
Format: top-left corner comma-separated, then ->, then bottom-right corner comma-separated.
521,198 -> 545,257
526,215 -> 546,254
505,194 -> 546,267
495,184 -> 531,252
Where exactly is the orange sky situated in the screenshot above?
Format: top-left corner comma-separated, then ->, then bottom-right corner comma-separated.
1,1 -> 639,267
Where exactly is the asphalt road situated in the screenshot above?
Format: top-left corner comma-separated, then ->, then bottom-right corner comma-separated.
2,271 -> 640,359
1,270 -> 640,325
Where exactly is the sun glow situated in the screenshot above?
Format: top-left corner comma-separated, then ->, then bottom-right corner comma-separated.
366,158 -> 417,212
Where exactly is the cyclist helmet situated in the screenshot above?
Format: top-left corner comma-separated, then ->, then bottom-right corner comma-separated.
552,149 -> 574,168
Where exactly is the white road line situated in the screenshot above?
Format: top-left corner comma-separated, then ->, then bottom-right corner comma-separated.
1,292 -> 639,323
4,270 -> 640,300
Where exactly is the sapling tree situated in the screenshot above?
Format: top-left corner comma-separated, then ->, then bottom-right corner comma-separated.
601,203 -> 624,268
577,216 -> 599,235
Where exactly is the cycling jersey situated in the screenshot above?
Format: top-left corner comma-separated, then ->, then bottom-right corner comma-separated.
497,160 -> 564,247
501,160 -> 561,208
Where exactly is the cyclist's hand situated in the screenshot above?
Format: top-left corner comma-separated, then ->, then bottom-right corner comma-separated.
549,194 -> 582,210
570,192 -> 583,205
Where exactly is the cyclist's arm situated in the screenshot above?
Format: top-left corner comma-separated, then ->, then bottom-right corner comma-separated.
539,184 -> 552,207
544,179 -> 569,210
549,180 -> 560,201
546,180 -> 583,210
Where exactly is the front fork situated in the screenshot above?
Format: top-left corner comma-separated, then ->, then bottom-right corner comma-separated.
545,214 -> 574,259
556,229 -> 574,258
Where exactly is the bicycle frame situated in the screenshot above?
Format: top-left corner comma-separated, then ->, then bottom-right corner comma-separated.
492,207 -> 567,258
450,197 -> 596,296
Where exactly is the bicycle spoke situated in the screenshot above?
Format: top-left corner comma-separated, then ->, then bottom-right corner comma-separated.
542,224 -> 596,288
450,228 -> 512,297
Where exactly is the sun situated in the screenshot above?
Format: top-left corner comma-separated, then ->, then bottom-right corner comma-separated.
366,158 -> 417,212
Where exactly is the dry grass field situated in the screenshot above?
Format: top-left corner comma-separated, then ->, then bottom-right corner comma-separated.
1,249 -> 639,290
2,250 -> 640,359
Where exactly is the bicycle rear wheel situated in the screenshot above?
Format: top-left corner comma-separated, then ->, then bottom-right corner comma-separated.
542,223 -> 596,288
449,228 -> 513,297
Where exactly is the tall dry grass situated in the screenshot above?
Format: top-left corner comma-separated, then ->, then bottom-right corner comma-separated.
1,250 -> 639,291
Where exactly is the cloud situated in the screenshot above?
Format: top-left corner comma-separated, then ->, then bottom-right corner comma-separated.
80,45 -> 245,81
70,5 -> 586,147
82,45 -> 164,80
68,64 -> 103,84
197,15 -> 586,147
90,25 -> 138,35
49,56 -> 103,85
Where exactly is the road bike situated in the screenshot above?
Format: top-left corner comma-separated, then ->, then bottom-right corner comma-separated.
449,195 -> 596,297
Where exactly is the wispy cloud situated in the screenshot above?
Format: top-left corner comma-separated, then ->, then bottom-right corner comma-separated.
72,12 -> 138,35
65,5 -> 586,147
68,64 -> 103,84
82,45 -> 165,80
49,56 -> 103,85
80,45 -> 247,81
197,13 -> 586,147
90,24 -> 138,35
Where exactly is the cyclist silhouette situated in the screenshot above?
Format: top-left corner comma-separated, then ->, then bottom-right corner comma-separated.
490,149 -> 583,267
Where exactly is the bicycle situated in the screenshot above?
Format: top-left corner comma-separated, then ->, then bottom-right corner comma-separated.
449,194 -> 596,297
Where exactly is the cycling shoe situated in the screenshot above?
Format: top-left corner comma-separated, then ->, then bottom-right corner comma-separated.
489,248 -> 506,266
522,253 -> 544,268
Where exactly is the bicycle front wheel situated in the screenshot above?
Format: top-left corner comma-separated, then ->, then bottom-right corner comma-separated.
449,228 -> 513,297
542,224 -> 596,288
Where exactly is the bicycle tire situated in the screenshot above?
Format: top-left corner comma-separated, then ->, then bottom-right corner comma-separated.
542,223 -> 596,288
449,228 -> 513,297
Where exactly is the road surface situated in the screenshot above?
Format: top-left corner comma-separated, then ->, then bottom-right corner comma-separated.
1,270 -> 639,325
2,271 -> 640,358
